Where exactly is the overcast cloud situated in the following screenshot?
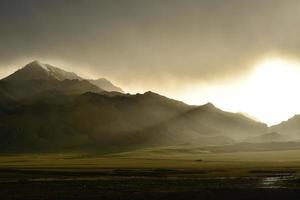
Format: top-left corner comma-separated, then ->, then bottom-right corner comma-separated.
1,0 -> 300,93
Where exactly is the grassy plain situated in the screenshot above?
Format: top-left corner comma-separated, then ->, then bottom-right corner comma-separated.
2,147 -> 300,199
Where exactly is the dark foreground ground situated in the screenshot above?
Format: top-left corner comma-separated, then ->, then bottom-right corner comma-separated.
2,150 -> 300,199
2,168 -> 300,200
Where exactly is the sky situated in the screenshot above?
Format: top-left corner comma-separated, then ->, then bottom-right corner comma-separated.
1,0 -> 300,125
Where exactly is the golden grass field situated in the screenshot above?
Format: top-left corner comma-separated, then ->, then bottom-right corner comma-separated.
2,147 -> 300,174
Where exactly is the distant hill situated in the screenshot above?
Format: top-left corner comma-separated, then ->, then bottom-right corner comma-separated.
271,115 -> 300,140
141,102 -> 268,146
245,132 -> 287,143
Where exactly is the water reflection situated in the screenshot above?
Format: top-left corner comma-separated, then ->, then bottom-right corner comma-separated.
260,175 -> 296,188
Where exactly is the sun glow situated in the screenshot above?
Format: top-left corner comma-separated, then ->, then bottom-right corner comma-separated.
179,57 -> 300,126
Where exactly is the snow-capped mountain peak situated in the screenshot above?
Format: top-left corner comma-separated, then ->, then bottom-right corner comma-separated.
1,61 -> 124,93
2,60 -> 81,81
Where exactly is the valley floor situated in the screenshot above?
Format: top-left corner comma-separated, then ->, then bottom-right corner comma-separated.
2,148 -> 300,199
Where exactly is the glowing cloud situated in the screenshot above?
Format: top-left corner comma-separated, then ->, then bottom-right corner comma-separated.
179,57 -> 300,125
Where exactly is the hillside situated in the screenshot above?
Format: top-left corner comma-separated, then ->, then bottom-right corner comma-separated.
0,91 -> 267,152
1,61 -> 123,98
88,78 -> 124,93
271,115 -> 300,140
140,103 -> 268,146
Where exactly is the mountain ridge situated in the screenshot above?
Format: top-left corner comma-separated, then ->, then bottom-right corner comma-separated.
2,61 -> 124,93
2,60 -> 82,81
88,78 -> 123,93
0,61 -> 288,153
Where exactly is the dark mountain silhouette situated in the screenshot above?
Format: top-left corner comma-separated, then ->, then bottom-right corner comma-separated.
0,61 -> 270,152
0,61 -> 103,100
1,61 -> 123,99
0,91 -> 191,152
0,79 -> 103,100
0,93 -> 267,152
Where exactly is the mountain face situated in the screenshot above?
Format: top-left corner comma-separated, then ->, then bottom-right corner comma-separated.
0,77 -> 103,101
141,103 -> 268,146
0,92 -> 266,152
245,132 -> 286,143
0,61 -> 270,153
271,115 -> 300,140
0,61 -> 103,100
0,61 -> 125,100
88,78 -> 123,93
0,91 -> 192,152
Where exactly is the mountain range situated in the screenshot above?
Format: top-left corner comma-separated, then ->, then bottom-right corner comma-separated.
1,61 -> 122,100
0,61 -> 299,153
